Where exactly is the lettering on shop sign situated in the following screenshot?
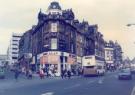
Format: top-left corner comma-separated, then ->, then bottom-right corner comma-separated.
48,52 -> 58,55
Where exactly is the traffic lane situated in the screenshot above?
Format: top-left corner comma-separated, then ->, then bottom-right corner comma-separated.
1,76 -> 100,95
68,73 -> 135,95
1,72 -> 117,95
44,73 -> 135,95
2,72 -> 134,95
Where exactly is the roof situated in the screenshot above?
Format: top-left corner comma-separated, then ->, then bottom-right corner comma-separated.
48,1 -> 61,10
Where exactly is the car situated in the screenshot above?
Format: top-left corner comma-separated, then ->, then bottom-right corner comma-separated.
131,68 -> 135,74
118,68 -> 132,80
0,67 -> 5,79
130,63 -> 135,74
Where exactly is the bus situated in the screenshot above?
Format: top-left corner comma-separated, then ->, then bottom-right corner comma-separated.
82,56 -> 105,76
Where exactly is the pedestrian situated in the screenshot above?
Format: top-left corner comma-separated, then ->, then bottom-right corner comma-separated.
48,68 -> 52,77
26,69 -> 29,77
39,69 -> 44,79
61,69 -> 64,79
14,68 -> 19,81
64,69 -> 67,78
67,70 -> 71,79
46,67 -> 49,78
28,69 -> 33,79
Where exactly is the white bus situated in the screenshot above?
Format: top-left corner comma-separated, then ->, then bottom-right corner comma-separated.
82,56 -> 105,76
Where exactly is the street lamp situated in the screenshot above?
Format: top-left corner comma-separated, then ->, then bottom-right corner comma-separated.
127,24 -> 135,27
24,53 -> 32,70
44,45 -> 49,47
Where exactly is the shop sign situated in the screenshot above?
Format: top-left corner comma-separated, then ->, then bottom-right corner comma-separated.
77,56 -> 82,63
48,51 -> 61,55
40,55 -> 48,64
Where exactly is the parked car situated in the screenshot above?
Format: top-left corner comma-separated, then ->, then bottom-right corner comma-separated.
131,68 -> 135,74
118,68 -> 132,80
0,67 -> 5,79
131,64 -> 135,74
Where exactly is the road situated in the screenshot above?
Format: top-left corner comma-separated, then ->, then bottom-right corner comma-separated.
0,70 -> 135,95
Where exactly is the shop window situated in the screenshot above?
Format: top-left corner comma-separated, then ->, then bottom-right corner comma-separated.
65,56 -> 67,63
60,56 -> 63,63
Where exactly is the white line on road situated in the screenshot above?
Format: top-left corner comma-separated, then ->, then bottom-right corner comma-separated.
87,80 -> 96,84
114,75 -> 118,79
131,86 -> 135,95
41,92 -> 54,95
98,77 -> 104,84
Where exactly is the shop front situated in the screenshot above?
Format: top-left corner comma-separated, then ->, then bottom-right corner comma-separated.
39,51 -> 61,76
38,51 -> 76,76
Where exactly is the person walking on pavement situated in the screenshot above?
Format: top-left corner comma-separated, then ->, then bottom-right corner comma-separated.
46,67 -> 49,78
28,69 -> 32,79
14,68 -> 20,81
61,69 -> 64,79
63,69 -> 67,78
67,70 -> 71,79
39,69 -> 44,79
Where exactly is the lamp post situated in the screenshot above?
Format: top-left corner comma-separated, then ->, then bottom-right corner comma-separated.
24,53 -> 32,70
127,24 -> 135,27
126,23 -> 135,44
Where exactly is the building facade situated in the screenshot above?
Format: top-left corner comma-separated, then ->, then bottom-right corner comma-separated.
104,40 -> 123,70
18,30 -> 32,70
114,41 -> 123,65
0,55 -> 8,67
105,41 -> 114,68
82,25 -> 105,68
19,1 -> 105,76
7,33 -> 22,65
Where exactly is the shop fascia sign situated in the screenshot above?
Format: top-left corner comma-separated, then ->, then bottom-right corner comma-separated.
46,51 -> 61,55
63,52 -> 69,56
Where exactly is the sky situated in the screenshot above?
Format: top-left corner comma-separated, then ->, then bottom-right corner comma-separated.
0,0 -> 135,59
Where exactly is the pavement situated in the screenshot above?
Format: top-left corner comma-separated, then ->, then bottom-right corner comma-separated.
0,70 -> 135,95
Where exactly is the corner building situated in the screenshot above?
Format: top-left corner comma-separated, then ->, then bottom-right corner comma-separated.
29,2 -> 105,76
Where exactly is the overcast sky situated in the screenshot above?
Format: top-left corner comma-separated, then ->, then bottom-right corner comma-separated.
0,0 -> 135,59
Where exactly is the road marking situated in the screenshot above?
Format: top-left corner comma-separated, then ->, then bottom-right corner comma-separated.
114,75 -> 118,78
131,86 -> 135,95
88,80 -> 96,84
64,84 -> 81,89
41,92 -> 54,95
98,77 -> 104,84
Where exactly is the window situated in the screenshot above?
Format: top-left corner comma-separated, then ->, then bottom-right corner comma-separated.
12,44 -> 18,46
12,57 -> 17,59
71,44 -> 74,53
51,23 -> 58,32
12,48 -> 17,50
51,38 -> 57,49
12,40 -> 18,42
12,52 -> 18,54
